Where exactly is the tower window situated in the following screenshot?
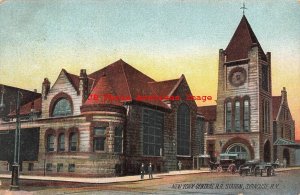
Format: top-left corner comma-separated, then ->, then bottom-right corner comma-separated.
243,99 -> 250,131
262,65 -> 269,91
225,101 -> 232,132
234,101 -> 241,132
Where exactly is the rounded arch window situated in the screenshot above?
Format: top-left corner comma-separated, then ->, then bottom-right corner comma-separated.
226,144 -> 250,160
52,98 -> 72,117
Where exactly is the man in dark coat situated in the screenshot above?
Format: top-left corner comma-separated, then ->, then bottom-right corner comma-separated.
140,163 -> 145,179
148,162 -> 153,179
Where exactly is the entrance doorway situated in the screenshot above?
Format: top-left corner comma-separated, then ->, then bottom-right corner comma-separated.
283,148 -> 290,166
263,140 -> 271,162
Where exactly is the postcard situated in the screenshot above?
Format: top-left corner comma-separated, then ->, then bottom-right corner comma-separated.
0,1 -> 299,194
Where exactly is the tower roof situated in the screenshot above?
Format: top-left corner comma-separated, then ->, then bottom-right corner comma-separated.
225,15 -> 267,62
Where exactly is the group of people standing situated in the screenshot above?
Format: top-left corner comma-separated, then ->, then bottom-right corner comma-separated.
140,162 -> 153,180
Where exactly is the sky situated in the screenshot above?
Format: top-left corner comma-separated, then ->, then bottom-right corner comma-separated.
0,0 -> 299,139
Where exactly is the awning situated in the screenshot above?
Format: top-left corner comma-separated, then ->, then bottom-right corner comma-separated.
274,138 -> 300,149
220,153 -> 238,157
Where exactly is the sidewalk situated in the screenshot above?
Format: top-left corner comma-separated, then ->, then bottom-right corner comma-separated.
0,167 -> 299,195
0,167 -> 298,185
0,169 -> 208,185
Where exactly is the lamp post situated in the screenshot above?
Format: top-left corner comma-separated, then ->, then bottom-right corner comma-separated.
10,90 -> 22,191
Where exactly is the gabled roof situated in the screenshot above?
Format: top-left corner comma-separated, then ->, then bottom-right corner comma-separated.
63,69 -> 80,93
272,96 -> 282,120
148,78 -> 180,97
225,15 -> 267,62
197,105 -> 217,121
86,59 -> 181,109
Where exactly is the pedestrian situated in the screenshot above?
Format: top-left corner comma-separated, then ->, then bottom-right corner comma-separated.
275,158 -> 280,168
283,158 -> 287,168
148,162 -> 153,179
178,161 -> 182,171
140,163 -> 145,179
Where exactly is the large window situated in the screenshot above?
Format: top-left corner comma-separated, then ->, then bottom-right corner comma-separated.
69,132 -> 78,151
114,126 -> 123,153
227,144 -> 249,160
143,109 -> 164,156
263,101 -> 270,133
243,99 -> 250,131
225,101 -> 232,132
93,127 -> 106,151
262,65 -> 269,91
47,134 -> 55,152
234,101 -> 241,132
177,104 -> 190,156
58,133 -> 65,152
52,98 -> 72,117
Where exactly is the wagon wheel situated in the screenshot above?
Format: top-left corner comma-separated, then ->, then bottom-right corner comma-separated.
254,167 -> 259,177
271,167 -> 275,176
267,167 -> 271,177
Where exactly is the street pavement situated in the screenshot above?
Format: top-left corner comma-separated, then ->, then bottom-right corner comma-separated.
0,167 -> 299,195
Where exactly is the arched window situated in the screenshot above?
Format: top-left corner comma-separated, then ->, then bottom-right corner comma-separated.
225,101 -> 232,132
234,101 -> 241,132
227,144 -> 249,160
243,99 -> 250,131
58,133 -> 65,152
177,104 -> 190,156
69,132 -> 78,151
52,98 -> 72,117
47,134 -> 55,152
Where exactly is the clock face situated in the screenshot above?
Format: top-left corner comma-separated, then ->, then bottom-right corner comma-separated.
229,67 -> 247,87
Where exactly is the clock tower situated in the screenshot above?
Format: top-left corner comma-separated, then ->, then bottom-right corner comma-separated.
211,15 -> 273,161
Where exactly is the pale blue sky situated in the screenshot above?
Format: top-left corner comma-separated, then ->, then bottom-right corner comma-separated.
1,0 -> 299,58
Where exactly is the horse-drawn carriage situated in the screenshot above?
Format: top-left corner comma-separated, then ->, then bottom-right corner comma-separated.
209,153 -> 246,174
239,160 -> 277,177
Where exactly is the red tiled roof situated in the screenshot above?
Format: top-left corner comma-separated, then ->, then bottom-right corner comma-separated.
9,97 -> 42,116
86,59 -> 179,109
272,96 -> 282,120
148,78 -> 180,97
197,105 -> 217,121
225,15 -> 267,62
84,75 -> 122,106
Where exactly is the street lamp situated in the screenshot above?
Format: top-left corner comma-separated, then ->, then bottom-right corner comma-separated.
10,90 -> 22,191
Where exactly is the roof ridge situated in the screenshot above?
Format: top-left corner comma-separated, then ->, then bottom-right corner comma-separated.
120,61 -> 133,100
148,78 -> 180,84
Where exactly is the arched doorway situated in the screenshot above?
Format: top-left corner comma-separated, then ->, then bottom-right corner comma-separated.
263,140 -> 271,162
226,144 -> 250,160
283,148 -> 290,166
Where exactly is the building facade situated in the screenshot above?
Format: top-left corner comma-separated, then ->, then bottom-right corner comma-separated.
200,15 -> 296,164
273,88 -> 296,166
0,60 -> 204,176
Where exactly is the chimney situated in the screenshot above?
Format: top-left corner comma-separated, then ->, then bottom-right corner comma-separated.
281,87 -> 287,104
79,69 -> 88,101
42,78 -> 51,100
